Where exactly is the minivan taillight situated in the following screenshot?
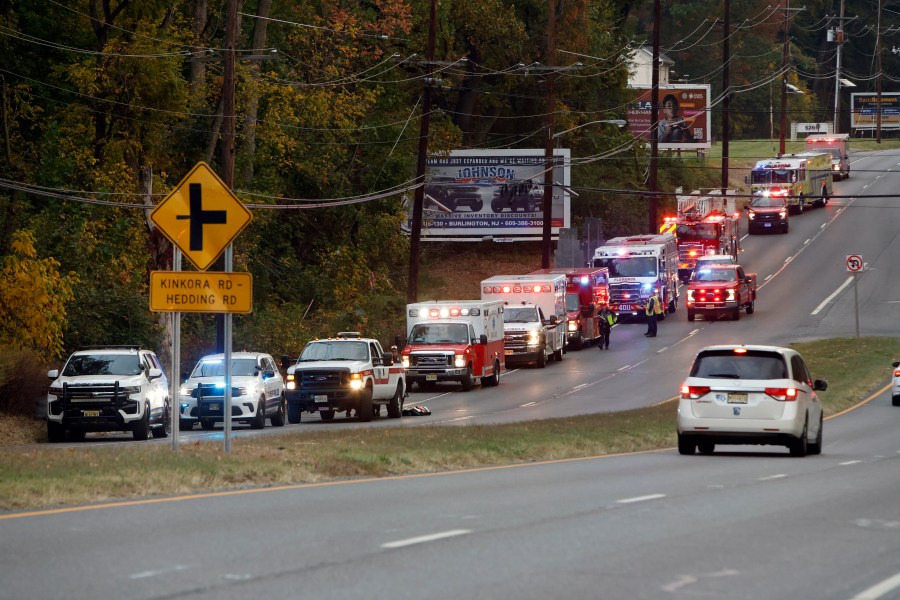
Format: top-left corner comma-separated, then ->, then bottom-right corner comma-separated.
765,387 -> 798,401
893,369 -> 900,378
681,385 -> 710,400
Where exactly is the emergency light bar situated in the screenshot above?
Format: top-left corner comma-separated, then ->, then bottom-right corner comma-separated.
408,307 -> 481,318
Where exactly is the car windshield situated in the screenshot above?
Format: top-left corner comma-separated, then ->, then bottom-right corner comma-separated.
690,350 -> 787,380
593,256 -> 657,278
62,354 -> 143,377
298,341 -> 368,362
749,197 -> 784,208
408,323 -> 470,345
751,168 -> 794,185
565,293 -> 580,312
504,307 -> 540,323
675,223 -> 718,240
693,268 -> 737,283
191,358 -> 259,377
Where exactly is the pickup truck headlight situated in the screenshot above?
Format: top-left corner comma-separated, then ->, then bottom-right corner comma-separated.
349,373 -> 363,390
748,211 -> 756,220
120,385 -> 142,395
727,289 -> 736,301
48,386 -> 63,397
454,354 -> 466,368
527,331 -> 541,345
179,385 -> 194,397
779,210 -> 787,219
568,320 -> 578,332
401,356 -> 410,368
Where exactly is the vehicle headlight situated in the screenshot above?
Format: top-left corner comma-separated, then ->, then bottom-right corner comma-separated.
179,385 -> 194,397
402,356 -> 410,368
235,386 -> 250,397
454,354 -> 466,368
779,210 -> 786,218
527,331 -> 541,345
48,387 -> 63,397
285,373 -> 296,390
568,320 -> 578,332
748,211 -> 756,220
120,385 -> 141,395
727,289 -> 736,301
349,373 -> 363,390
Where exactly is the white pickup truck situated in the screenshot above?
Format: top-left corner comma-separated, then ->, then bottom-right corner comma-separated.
283,332 -> 407,423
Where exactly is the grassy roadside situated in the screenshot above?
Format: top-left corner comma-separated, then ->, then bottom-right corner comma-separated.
1,337 -> 897,513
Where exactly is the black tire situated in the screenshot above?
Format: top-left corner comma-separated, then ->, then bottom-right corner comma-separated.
357,387 -> 373,422
270,394 -> 286,427
553,347 -> 563,362
796,196 -> 804,214
47,421 -> 65,443
893,395 -> 900,407
746,300 -> 755,314
180,419 -> 194,431
287,403 -> 302,424
782,221 -> 789,234
132,406 -> 150,441
790,421 -> 808,457
251,396 -> 266,429
387,382 -> 404,418
698,441 -> 715,455
472,199 -> 483,212
69,429 -> 86,441
152,405 -> 170,438
320,409 -> 335,421
200,419 -> 216,430
687,311 -> 695,322
483,360 -> 501,387
668,294 -> 677,314
732,307 -> 740,321
808,414 -> 823,455
677,433 -> 696,455
536,348 -> 547,368
460,368 -> 474,391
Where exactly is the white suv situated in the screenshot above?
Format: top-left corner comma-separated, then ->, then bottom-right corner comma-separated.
892,360 -> 899,406
678,345 -> 828,456
46,346 -> 170,442
179,352 -> 285,430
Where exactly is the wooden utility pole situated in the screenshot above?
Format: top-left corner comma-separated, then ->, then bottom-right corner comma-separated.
541,0 -> 557,268
648,0 -> 660,234
779,0 -> 789,156
876,0 -> 883,143
407,0 -> 437,303
721,0 -> 730,195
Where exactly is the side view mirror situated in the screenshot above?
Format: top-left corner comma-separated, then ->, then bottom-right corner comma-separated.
48,369 -> 59,379
744,277 -> 753,284
148,367 -> 163,381
281,355 -> 291,372
893,361 -> 899,368
813,379 -> 828,391
372,356 -> 384,366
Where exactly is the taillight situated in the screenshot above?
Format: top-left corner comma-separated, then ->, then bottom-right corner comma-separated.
893,369 -> 900,378
765,387 -> 798,401
681,385 -> 710,399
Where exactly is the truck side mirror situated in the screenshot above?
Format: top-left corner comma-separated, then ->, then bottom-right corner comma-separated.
813,379 -> 828,391
479,334 -> 488,345
372,355 -> 384,367
546,315 -> 558,325
281,355 -> 291,372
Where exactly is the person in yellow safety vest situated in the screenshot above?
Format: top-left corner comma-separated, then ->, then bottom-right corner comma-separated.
597,306 -> 617,351
644,292 -> 663,338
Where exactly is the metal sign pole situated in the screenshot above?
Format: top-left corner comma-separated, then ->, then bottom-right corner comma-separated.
224,244 -> 233,453
854,271 -> 860,338
171,248 -> 182,450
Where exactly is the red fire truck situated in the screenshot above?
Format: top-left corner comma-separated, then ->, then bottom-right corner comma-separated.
531,267 -> 610,349
667,191 -> 740,283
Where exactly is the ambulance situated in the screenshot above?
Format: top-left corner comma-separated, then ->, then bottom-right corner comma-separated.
480,274 -> 567,368
402,300 -> 505,391
805,133 -> 849,180
592,233 -> 679,318
531,267 -> 610,349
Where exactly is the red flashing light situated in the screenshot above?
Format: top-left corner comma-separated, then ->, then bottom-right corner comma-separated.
733,348 -> 748,354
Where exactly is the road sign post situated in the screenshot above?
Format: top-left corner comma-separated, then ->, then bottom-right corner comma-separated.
846,255 -> 863,338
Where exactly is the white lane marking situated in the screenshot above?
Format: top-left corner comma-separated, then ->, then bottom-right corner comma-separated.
689,328 -> 700,336
617,493 -> 666,504
657,346 -> 669,353
757,474 -> 787,481
520,402 -> 537,408
446,416 -> 473,422
840,460 -> 862,466
571,384 -> 589,392
804,238 -> 811,245
821,222 -> 828,229
662,575 -> 698,593
617,365 -> 631,372
130,565 -> 190,579
382,529 -> 471,549
765,274 -> 773,281
784,256 -> 793,264
849,571 -> 900,600
812,276 -> 854,315
740,233 -> 749,242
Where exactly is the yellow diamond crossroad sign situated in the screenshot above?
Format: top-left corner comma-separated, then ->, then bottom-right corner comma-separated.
150,162 -> 252,271
150,272 -> 253,314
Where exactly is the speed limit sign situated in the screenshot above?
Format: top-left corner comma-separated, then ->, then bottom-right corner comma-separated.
846,254 -> 863,272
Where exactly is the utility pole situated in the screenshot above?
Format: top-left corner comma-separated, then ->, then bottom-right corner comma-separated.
407,0 -> 437,303
876,0 -> 883,143
648,0 -> 660,234
779,0 -> 789,156
833,0 -> 846,133
721,0 -> 730,195
541,0 -> 557,268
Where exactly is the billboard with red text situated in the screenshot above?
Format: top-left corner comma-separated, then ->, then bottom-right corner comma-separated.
626,84 -> 711,150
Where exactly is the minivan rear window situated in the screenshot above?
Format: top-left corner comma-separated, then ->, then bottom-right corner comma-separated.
690,350 -> 788,380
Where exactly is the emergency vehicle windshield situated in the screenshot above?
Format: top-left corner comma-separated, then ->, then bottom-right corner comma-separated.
298,341 -> 368,362
408,323 -> 470,345
593,256 -> 657,278
62,354 -> 143,377
751,168 -> 793,184
565,293 -> 580,312
675,222 -> 718,239
749,196 -> 785,208
693,268 -> 737,283
503,307 -> 540,323
191,358 -> 259,377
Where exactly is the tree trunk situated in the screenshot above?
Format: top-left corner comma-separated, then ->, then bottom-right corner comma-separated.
238,0 -> 271,187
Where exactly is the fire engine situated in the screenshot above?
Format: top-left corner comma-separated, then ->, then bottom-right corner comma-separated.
480,274 -> 567,368
531,267 -> 610,349
666,190 -> 740,283
591,233 -> 679,318
401,300 -> 505,391
805,133 -> 849,180
748,152 -> 833,214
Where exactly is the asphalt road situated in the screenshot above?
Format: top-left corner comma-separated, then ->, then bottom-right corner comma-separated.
4,149 -> 899,599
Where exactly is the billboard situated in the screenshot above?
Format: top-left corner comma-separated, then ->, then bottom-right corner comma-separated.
850,93 -> 900,130
409,149 -> 571,242
626,84 -> 711,150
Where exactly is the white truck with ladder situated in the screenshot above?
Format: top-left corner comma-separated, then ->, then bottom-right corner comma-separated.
591,233 -> 679,318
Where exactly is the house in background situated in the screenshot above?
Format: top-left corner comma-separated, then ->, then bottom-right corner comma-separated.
627,44 -> 674,87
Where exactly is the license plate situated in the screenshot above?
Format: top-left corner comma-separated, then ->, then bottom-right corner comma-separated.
504,349 -> 514,355
727,393 -> 748,404
314,395 -> 328,402
704,304 -> 716,308
82,410 -> 100,417
619,304 -> 632,311
209,403 -> 220,411
425,374 -> 438,381
764,223 -> 772,228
